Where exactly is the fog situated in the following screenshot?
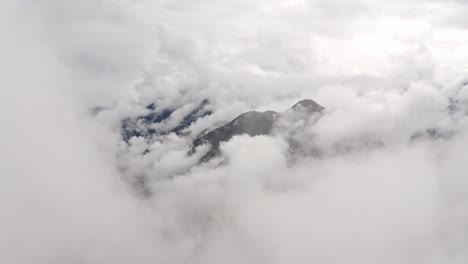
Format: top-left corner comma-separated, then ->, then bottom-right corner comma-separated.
2,0 -> 468,263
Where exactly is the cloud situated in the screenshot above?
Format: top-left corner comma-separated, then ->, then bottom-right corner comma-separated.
3,0 -> 468,263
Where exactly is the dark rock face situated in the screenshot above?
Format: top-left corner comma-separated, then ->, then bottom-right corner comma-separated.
121,99 -> 211,142
191,99 -> 324,162
121,98 -> 330,162
291,99 -> 325,113
192,110 -> 278,162
172,99 -> 212,135
121,109 -> 173,142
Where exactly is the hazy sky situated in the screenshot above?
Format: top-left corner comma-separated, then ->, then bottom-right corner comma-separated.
2,0 -> 468,263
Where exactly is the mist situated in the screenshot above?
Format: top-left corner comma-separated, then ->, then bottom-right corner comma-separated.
2,0 -> 468,263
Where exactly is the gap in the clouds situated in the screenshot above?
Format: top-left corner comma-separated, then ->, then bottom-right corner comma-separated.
121,99 -> 212,143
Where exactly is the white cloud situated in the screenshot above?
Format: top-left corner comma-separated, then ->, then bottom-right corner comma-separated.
3,0 -> 468,263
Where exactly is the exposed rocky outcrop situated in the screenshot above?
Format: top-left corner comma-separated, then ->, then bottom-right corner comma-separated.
121,99 -> 211,142
191,99 -> 325,162
191,110 -> 279,162
290,99 -> 325,113
120,98 -> 457,165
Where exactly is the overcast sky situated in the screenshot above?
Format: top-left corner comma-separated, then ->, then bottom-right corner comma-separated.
2,0 -> 468,263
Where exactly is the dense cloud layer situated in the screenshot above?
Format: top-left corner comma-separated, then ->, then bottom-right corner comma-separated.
2,0 -> 468,263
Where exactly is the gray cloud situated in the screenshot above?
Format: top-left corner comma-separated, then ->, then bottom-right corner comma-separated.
3,0 -> 468,263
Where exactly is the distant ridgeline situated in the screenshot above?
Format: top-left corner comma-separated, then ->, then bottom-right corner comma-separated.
121,99 -> 212,142
120,98 -> 455,163
120,99 -> 327,162
190,99 -> 325,162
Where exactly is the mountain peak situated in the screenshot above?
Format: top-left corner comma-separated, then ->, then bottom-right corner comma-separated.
190,99 -> 324,162
291,99 -> 324,113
